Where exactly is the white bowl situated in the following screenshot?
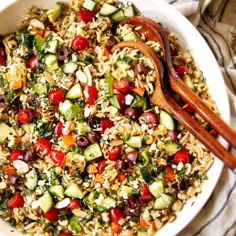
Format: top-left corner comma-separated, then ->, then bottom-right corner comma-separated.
0,0 -> 229,235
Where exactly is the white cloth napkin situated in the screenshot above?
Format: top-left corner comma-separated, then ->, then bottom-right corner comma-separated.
166,0 -> 236,235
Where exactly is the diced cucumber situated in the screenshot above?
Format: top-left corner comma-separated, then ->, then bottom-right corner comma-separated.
95,194 -> 116,212
47,32 -> 64,46
32,81 -> 48,95
48,2 -> 63,23
153,193 -> 175,210
34,34 -> 45,52
125,136 -> 142,148
99,3 -> 119,16
183,75 -> 195,91
115,58 -> 132,70
111,10 -> 125,23
149,180 -> 164,198
140,166 -> 153,184
49,185 -> 64,200
118,185 -> 133,198
159,109 -> 177,130
21,123 -> 35,134
131,94 -> 147,110
61,61 -> 78,74
104,75 -> 114,97
164,140 -> 181,156
138,149 -> 151,165
109,96 -> 120,109
84,142 -> 103,161
59,100 -> 82,120
83,0 -> 97,11
70,215 -> 82,233
38,191 -> 53,213
44,40 -> 58,54
64,183 -> 83,199
0,122 -> 11,144
24,169 -> 38,190
124,5 -> 135,18
77,120 -> 89,135
85,191 -> 99,206
44,54 -> 59,71
123,31 -> 137,41
66,83 -> 82,99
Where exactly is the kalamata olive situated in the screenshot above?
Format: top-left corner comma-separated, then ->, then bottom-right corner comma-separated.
88,116 -> 101,129
134,62 -> 148,76
76,135 -> 89,147
0,94 -> 6,103
23,149 -> 38,162
87,130 -> 100,143
10,97 -> 21,111
23,217 -> 34,226
27,95 -> 40,108
124,107 -> 139,120
177,180 -> 188,191
116,159 -> 125,171
126,151 -> 139,163
8,175 -> 23,186
56,46 -> 69,61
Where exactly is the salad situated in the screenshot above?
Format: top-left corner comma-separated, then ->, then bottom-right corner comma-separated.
0,0 -> 218,235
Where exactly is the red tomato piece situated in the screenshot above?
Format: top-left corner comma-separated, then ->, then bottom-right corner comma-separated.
116,94 -> 126,111
138,111 -> 158,128
77,10 -> 96,23
0,47 -> 6,65
83,85 -> 98,105
175,65 -> 187,77
100,118 -> 114,134
43,207 -> 58,221
106,146 -> 121,161
67,199 -> 82,210
109,206 -> 123,223
10,150 -> 24,164
71,35 -> 89,51
113,78 -> 130,94
138,182 -> 154,201
54,122 -> 64,136
6,192 -> 24,208
48,88 -> 65,105
118,171 -> 128,181
58,232 -> 73,236
182,102 -> 194,115
18,109 -> 33,124
33,138 -> 51,156
27,55 -> 38,70
164,166 -> 175,180
97,159 -> 107,174
49,149 -> 65,166
173,148 -> 190,164
167,130 -> 179,141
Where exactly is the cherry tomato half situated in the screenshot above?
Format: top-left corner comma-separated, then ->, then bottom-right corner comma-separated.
0,47 -> 7,65
100,118 -> 114,134
175,64 -> 187,77
109,206 -> 123,223
138,111 -> 158,128
49,149 -> 65,166
6,192 -> 24,208
27,55 -> 38,70
83,85 -> 98,105
173,148 -> 190,164
18,109 -> 33,124
113,78 -> 130,94
33,138 -> 51,156
138,182 -> 154,201
58,232 -> 73,236
9,150 -> 24,164
164,166 -> 175,180
43,207 -> 58,221
77,10 -> 96,23
71,35 -> 89,51
54,122 -> 64,136
97,159 -> 107,174
48,88 -> 65,105
106,146 -> 121,161
67,199 -> 82,210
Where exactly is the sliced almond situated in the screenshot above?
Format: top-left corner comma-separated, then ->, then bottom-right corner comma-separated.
54,198 -> 70,209
13,160 -> 29,174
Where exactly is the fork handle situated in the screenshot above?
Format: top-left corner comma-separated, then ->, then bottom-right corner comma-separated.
170,73 -> 236,149
167,94 -> 236,171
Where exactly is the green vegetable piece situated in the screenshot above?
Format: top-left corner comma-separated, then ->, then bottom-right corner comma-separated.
32,81 -> 48,95
77,120 -> 89,135
84,143 -> 103,161
125,136 -> 142,148
45,54 -> 59,71
104,75 -> 114,97
70,215 -> 82,233
149,180 -> 164,198
0,122 -> 11,144
64,183 -> 83,199
49,185 -> 64,200
66,83 -> 82,99
111,10 -> 125,23
83,0 -> 97,11
37,191 -> 53,213
109,96 -> 120,109
48,2 -> 63,23
24,169 -> 38,190
153,194 -> 175,210
61,61 -> 78,75
59,100 -> 82,120
99,3 -> 119,16
164,140 -> 181,156
140,166 -> 153,184
138,149 -> 151,165
159,109 -> 177,130
34,34 -> 45,52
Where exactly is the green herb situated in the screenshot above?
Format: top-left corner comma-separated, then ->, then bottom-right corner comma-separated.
9,218 -> 16,226
6,90 -> 15,101
0,76 -> 8,89
176,168 -> 187,180
0,170 -> 6,176
140,226 -> 149,232
15,28 -> 34,48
